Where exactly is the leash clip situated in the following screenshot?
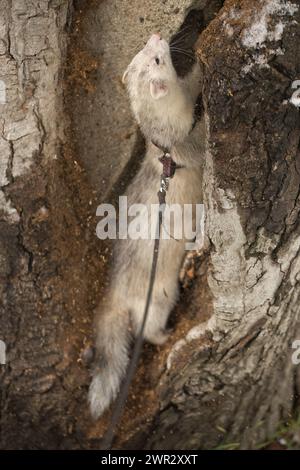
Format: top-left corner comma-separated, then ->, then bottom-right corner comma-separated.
160,175 -> 169,192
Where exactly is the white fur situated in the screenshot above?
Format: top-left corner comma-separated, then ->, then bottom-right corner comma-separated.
89,35 -> 204,419
123,34 -> 197,149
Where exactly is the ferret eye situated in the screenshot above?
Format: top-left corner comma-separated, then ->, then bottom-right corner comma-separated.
155,57 -> 160,65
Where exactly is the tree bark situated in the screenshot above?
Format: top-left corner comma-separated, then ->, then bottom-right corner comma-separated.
124,0 -> 300,450
0,0 -> 98,449
1,0 -> 300,451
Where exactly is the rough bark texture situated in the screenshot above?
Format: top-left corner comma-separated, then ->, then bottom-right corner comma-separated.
1,0 -> 300,451
0,0 -> 97,449
126,0 -> 300,450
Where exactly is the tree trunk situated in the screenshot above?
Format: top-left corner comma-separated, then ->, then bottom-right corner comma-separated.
1,0 -> 300,451
0,0 -> 97,449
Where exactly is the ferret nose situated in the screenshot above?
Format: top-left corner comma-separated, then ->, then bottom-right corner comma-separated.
146,33 -> 162,50
150,33 -> 161,42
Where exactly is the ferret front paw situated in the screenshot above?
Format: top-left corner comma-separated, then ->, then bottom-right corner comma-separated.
145,328 -> 171,345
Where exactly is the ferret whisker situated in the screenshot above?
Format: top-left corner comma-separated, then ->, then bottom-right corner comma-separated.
170,32 -> 193,47
170,45 -> 193,52
170,47 -> 195,60
170,25 -> 191,42
171,49 -> 194,58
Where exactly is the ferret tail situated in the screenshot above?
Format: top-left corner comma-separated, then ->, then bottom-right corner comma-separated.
88,305 -> 131,419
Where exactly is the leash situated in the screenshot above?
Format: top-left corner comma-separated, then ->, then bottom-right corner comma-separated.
101,149 -> 179,450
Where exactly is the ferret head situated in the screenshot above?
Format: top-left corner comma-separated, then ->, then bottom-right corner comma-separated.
122,34 -> 197,149
122,34 -> 177,101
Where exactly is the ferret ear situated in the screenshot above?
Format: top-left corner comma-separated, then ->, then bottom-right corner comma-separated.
150,80 -> 168,100
122,67 -> 129,85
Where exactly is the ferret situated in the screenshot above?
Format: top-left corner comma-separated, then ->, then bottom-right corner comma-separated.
89,33 -> 205,419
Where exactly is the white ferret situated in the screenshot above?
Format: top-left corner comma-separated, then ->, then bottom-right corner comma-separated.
89,34 -> 205,419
